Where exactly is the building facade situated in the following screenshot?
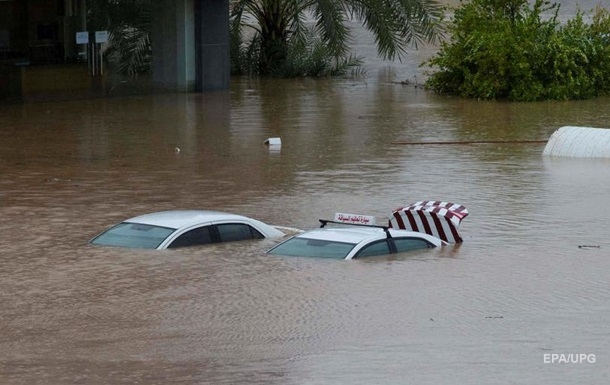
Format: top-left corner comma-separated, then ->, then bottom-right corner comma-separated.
0,0 -> 229,102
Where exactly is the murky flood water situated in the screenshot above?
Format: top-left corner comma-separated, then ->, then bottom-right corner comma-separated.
2,2 -> 610,384
2,79 -> 609,385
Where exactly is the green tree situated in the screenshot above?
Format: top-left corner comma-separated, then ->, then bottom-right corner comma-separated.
230,0 -> 444,77
424,0 -> 610,101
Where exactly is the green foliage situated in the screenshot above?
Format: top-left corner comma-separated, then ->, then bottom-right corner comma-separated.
88,0 -> 152,77
276,28 -> 364,77
424,0 -> 610,101
231,25 -> 363,77
231,0 -> 444,77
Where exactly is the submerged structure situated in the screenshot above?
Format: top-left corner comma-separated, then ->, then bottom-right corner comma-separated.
0,0 -> 229,102
543,126 -> 610,158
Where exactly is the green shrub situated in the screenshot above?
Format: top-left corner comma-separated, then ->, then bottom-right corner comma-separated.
424,0 -> 610,101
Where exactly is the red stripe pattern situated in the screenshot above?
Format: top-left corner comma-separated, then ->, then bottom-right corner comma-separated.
388,201 -> 469,243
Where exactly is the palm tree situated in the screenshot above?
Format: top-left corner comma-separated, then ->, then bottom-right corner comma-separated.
230,0 -> 444,76
88,0 -> 152,77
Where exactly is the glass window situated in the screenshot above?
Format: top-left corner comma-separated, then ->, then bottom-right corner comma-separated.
354,240 -> 391,258
168,226 -> 213,248
267,237 -> 356,259
393,238 -> 433,253
216,223 -> 263,242
90,222 -> 174,249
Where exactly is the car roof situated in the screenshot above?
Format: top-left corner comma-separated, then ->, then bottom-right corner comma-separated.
294,227 -> 385,243
293,226 -> 443,245
124,210 -> 257,230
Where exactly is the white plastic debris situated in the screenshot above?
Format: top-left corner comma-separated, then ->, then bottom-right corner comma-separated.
543,126 -> 610,158
264,137 -> 281,154
264,137 -> 281,146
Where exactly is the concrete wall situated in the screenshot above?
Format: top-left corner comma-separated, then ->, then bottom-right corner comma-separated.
151,0 -> 196,92
152,0 -> 229,93
195,0 -> 229,91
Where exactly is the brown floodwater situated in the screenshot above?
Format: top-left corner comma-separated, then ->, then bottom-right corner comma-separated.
2,76 -> 609,384
2,2 -> 610,383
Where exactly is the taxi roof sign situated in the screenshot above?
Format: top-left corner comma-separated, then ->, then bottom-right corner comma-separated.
333,213 -> 376,226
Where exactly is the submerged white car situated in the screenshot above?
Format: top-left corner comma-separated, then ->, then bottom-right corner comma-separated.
267,218 -> 443,260
89,210 -> 286,249
267,202 -> 469,260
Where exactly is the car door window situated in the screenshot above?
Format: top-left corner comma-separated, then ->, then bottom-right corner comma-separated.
168,226 -> 213,248
354,240 -> 391,258
216,223 -> 263,242
393,237 -> 433,253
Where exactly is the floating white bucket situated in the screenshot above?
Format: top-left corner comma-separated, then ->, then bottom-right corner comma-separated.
543,126 -> 610,158
264,137 -> 281,154
264,137 -> 281,146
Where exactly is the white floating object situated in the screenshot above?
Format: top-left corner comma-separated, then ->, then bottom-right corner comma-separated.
543,126 -> 610,158
264,137 -> 282,146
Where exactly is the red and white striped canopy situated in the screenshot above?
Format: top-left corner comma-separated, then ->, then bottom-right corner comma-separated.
388,201 -> 469,243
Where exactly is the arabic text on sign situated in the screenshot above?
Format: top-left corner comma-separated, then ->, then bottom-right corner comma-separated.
333,213 -> 376,225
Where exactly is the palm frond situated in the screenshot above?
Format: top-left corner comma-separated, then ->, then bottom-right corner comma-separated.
231,0 -> 444,76
312,0 -> 351,57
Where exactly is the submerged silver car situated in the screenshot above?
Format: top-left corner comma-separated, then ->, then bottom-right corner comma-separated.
267,219 -> 443,260
89,210 -> 286,249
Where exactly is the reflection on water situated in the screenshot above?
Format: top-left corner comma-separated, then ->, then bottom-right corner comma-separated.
3,3 -> 610,382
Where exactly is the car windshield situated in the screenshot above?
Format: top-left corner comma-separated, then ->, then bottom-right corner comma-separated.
90,222 -> 175,249
267,237 -> 357,259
